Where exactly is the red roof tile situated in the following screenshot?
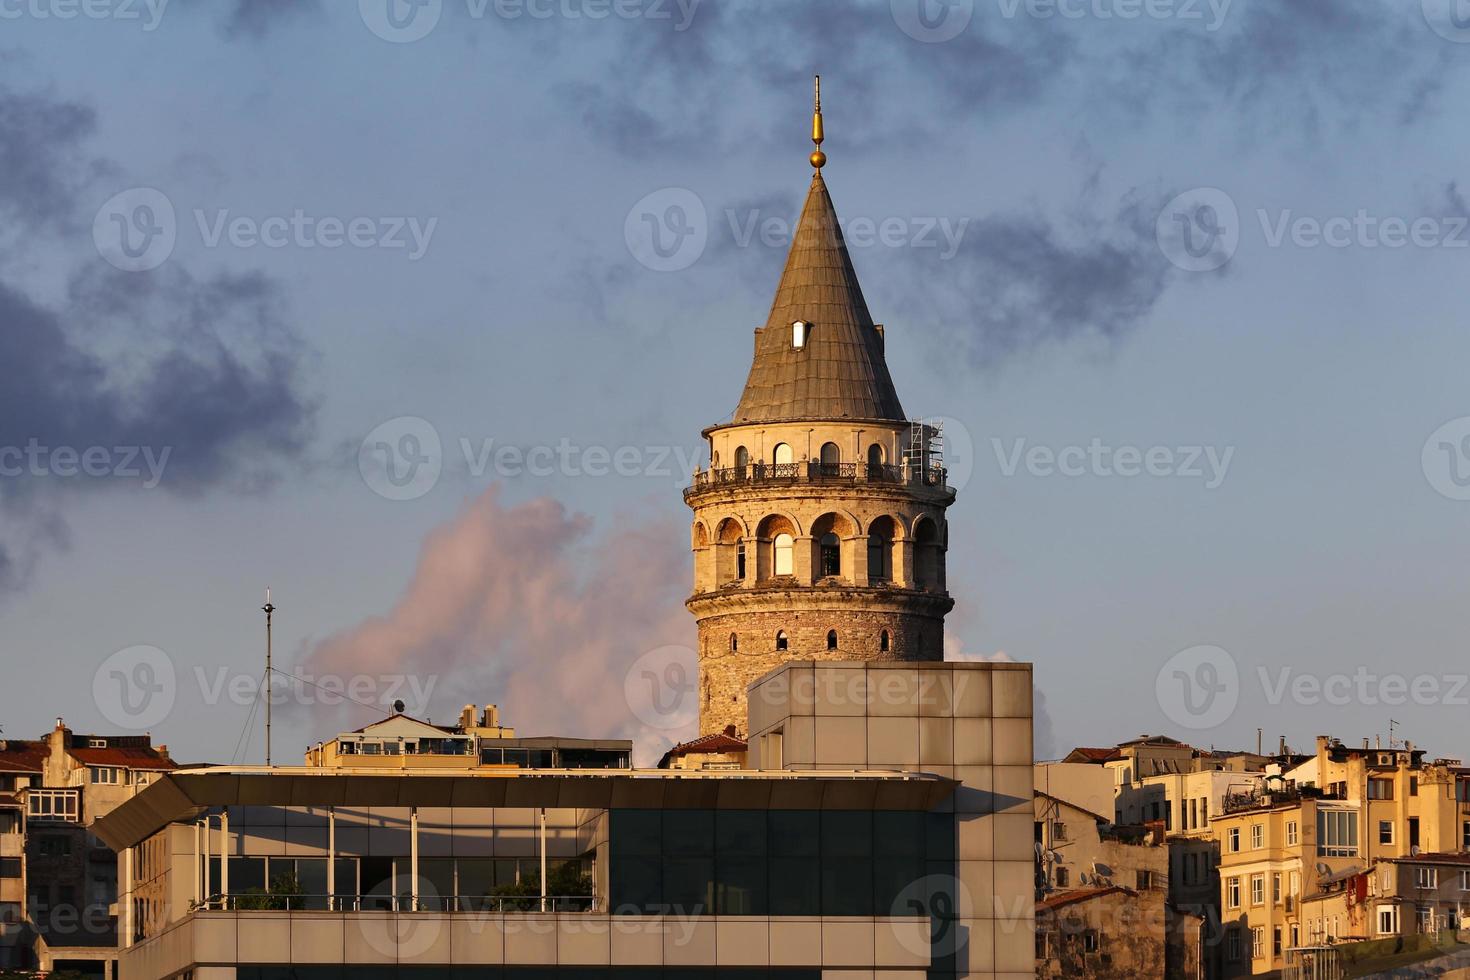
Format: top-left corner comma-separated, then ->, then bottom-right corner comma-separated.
1038,886 -> 1135,911
0,742 -> 46,773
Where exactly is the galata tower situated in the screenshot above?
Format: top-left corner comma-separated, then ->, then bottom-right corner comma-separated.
685,80 -> 955,737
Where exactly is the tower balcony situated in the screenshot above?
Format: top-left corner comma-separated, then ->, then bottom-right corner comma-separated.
684,460 -> 951,503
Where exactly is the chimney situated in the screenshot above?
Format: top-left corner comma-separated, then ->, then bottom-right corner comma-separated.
156,745 -> 170,759
459,705 -> 475,730
1363,738 -> 1370,750
1279,735 -> 1287,756
482,705 -> 500,729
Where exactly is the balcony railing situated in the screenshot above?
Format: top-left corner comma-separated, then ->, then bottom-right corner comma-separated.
207,894 -> 597,913
688,461 -> 949,494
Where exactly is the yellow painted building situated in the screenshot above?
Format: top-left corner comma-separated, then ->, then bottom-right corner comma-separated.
1213,736 -> 1470,976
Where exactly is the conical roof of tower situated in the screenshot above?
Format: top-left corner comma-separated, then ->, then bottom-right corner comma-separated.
732,172 -> 906,423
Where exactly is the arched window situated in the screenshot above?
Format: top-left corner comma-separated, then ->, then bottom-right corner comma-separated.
867,442 -> 885,479
734,445 -> 749,476
820,532 -> 841,577
826,630 -> 838,651
776,630 -> 789,652
730,633 -> 738,652
880,630 -> 890,652
773,442 -> 794,466
819,442 -> 840,477
736,539 -> 746,580
773,533 -> 794,576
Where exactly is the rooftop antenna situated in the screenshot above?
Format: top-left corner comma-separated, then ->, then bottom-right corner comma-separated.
263,586 -> 276,767
1389,718 -> 1399,750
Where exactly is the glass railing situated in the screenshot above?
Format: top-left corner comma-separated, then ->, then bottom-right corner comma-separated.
206,894 -> 597,913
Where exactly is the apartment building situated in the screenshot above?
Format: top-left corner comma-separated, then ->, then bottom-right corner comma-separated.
305,707 -> 631,772
0,720 -> 176,976
1214,735 -> 1470,976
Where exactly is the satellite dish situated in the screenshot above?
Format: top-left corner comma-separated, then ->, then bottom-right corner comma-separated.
1035,842 -> 1045,858
1316,863 -> 1332,878
1093,862 -> 1114,878
1411,845 -> 1422,856
393,699 -> 406,714
1078,872 -> 1091,885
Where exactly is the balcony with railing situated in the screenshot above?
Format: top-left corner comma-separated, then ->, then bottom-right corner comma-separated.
686,460 -> 949,498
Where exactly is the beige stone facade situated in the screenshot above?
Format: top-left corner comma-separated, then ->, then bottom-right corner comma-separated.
684,171 -> 956,737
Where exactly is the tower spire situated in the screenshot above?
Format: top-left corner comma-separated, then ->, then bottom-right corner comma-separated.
810,74 -> 826,171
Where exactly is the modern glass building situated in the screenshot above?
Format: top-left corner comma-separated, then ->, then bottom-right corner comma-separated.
94,661 -> 1033,980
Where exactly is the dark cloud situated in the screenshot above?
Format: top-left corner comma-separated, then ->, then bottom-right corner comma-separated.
880,188 -> 1175,367
0,87 -> 105,232
0,82 -> 317,591
220,0 -> 322,38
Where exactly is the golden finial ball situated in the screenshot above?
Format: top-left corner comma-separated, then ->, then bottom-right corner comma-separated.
810,149 -> 827,169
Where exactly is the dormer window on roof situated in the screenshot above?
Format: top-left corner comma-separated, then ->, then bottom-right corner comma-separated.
792,320 -> 808,349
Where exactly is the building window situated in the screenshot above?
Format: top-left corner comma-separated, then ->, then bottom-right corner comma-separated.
734,446 -> 749,475
1273,926 -> 1283,957
1228,827 -> 1240,853
1227,928 -> 1241,961
89,766 -> 127,785
1410,776 -> 1419,797
773,442 -> 794,466
818,442 -> 840,476
1415,867 -> 1438,889
1286,820 -> 1298,846
1083,930 -> 1099,953
1227,876 -> 1241,909
773,533 -> 794,576
1463,821 -> 1470,850
1418,906 -> 1434,933
1251,823 -> 1264,849
1189,798 -> 1197,830
1251,926 -> 1264,959
819,533 -> 841,577
866,443 -> 884,478
775,631 -> 788,652
1052,821 -> 1067,842
38,835 -> 70,857
1251,874 -> 1265,906
879,630 -> 889,653
0,859 -> 20,879
1379,905 -> 1399,935
791,320 -> 808,349
1273,872 -> 1283,905
1368,778 -> 1394,800
729,633 -> 738,653
1379,821 -> 1394,845
1137,870 -> 1152,890
1318,810 -> 1359,857
736,540 -> 746,579
1056,867 -> 1069,887
826,630 -> 838,651
1462,870 -> 1470,892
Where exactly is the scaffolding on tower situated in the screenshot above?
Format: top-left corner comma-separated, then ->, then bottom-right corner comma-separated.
904,418 -> 944,484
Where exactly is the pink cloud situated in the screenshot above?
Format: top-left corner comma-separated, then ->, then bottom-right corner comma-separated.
300,485 -> 695,764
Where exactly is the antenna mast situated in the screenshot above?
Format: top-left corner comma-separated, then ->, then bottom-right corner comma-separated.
263,587 -> 276,766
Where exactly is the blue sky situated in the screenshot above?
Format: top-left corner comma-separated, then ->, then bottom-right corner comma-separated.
4,0 -> 1470,766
